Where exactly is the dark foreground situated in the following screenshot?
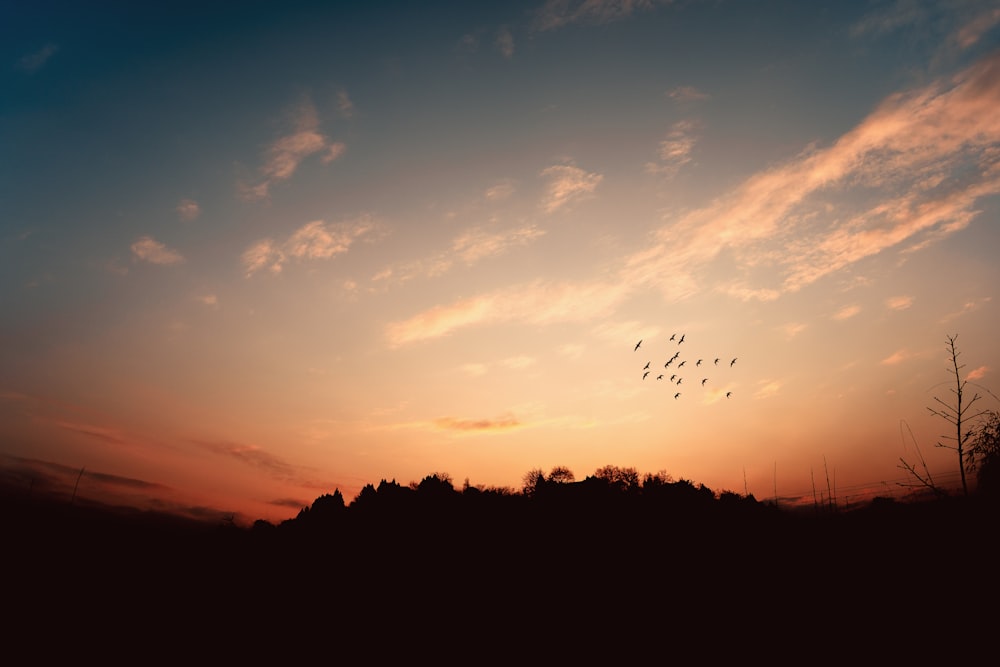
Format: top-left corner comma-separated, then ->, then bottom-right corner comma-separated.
4,491 -> 996,661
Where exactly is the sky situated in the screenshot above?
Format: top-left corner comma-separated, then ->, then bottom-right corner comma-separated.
3,0 -> 1000,525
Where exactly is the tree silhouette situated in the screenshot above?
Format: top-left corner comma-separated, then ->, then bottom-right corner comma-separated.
969,410 -> 1000,497
923,335 -> 988,496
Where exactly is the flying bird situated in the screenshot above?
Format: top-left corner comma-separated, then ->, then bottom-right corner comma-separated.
674,392 -> 681,399
678,334 -> 685,344
643,371 -> 650,379
644,361 -> 651,370
678,360 -> 686,368
714,358 -> 720,365
634,340 -> 642,351
670,374 -> 676,382
669,334 -> 676,341
676,377 -> 683,385
726,392 -> 732,398
657,374 -> 664,380
701,378 -> 708,386
731,358 -> 737,367
696,359 -> 703,367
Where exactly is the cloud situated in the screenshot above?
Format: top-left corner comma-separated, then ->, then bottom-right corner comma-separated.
496,26 -> 515,58
193,439 -> 297,479
532,0 -> 665,32
667,86 -> 709,103
833,304 -> 861,320
485,180 -> 516,200
386,277 -> 629,346
881,349 -> 912,365
780,322 -> 807,340
540,163 -> 603,213
131,236 -> 184,265
624,51 -> 1000,302
850,1 -> 928,37
886,295 -> 915,310
16,43 -> 58,72
176,198 -> 200,222
387,52 -> 1000,346
451,224 -> 545,264
954,7 -> 1000,49
197,294 -> 218,307
54,419 -> 129,446
239,98 -> 345,201
967,365 -> 989,381
244,216 -> 377,277
645,119 -> 700,178
336,88 -> 354,118
754,380 -> 782,400
941,296 -> 991,321
433,413 -> 520,433
502,355 -> 536,370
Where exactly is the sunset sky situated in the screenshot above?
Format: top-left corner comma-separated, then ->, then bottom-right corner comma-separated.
3,0 -> 1000,525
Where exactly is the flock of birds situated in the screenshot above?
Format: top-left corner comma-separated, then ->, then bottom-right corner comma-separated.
634,334 -> 736,400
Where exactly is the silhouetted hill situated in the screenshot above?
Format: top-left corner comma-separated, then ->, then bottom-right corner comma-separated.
4,473 -> 996,661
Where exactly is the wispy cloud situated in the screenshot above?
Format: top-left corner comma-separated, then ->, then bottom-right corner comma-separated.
540,163 -> 603,213
625,51 -> 1000,301
667,86 -> 709,103
645,119 -> 700,178
193,439 -> 297,479
485,180 -> 516,201
176,198 -> 200,222
54,419 -> 129,446
131,236 -> 184,265
953,7 -> 1000,49
239,98 -> 345,201
386,277 -> 628,346
967,365 -> 989,381
833,304 -> 861,320
850,0 -> 928,37
496,26 -> 515,58
16,43 -> 58,72
336,88 -> 354,118
881,349 -> 913,365
886,295 -> 914,310
433,413 -> 520,433
388,52 -> 1000,346
532,0 -> 666,32
243,215 -> 378,277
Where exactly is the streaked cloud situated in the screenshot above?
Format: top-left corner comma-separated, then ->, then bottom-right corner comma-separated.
833,304 -> 861,320
667,86 -> 709,103
485,180 -> 516,200
16,43 -> 58,72
176,198 -> 200,221
386,277 -> 629,346
496,26 -> 515,58
533,0 -> 665,32
243,216 -> 378,277
886,295 -> 914,310
197,294 -> 218,307
336,88 -> 354,118
881,349 -> 913,365
540,163 -> 603,213
239,98 -> 344,201
780,322 -> 807,340
953,7 -> 1000,49
131,236 -> 184,265
754,380 -> 782,400
645,119 -> 700,178
54,419 -> 129,446
193,439 -> 297,479
850,0 -> 928,37
452,224 -> 545,264
967,365 -> 989,381
433,413 -> 520,432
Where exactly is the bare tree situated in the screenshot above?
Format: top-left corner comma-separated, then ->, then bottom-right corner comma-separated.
923,334 -> 988,496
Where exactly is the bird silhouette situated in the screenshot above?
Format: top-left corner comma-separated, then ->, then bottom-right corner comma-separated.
701,378 -> 708,386
657,374 -> 664,380
678,360 -> 686,368
674,392 -> 681,399
678,334 -> 685,344
726,391 -> 732,398
644,361 -> 650,370
714,358 -> 720,365
634,340 -> 642,351
731,358 -> 737,367
696,359 -> 702,366
670,374 -> 676,382
669,334 -> 676,341
643,371 -> 650,379
676,377 -> 683,385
